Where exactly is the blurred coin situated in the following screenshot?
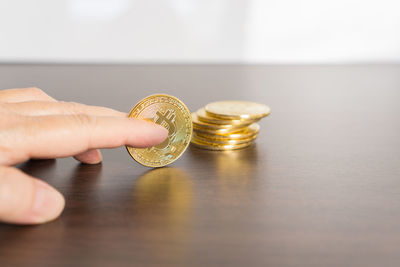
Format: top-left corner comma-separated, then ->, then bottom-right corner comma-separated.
205,100 -> 270,120
126,94 -> 192,167
192,132 -> 257,145
196,108 -> 258,126
192,113 -> 250,134
191,138 -> 254,151
195,123 -> 260,140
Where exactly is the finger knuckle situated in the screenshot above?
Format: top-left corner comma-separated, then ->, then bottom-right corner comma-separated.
63,101 -> 84,114
0,116 -> 23,164
72,113 -> 95,127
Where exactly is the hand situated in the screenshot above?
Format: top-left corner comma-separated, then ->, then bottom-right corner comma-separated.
0,87 -> 168,225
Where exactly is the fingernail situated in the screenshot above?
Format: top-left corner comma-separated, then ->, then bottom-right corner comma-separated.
32,180 -> 65,223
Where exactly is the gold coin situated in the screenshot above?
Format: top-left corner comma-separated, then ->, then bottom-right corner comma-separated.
193,125 -> 250,135
192,132 -> 257,145
205,100 -> 271,120
192,114 -> 250,134
191,138 -> 254,151
126,94 -> 192,167
195,123 -> 260,140
196,108 -> 258,126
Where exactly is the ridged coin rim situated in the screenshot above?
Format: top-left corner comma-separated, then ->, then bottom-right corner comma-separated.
196,108 -> 259,126
191,138 -> 254,151
194,123 -> 260,140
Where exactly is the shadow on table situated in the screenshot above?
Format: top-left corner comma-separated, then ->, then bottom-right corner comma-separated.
59,163 -> 103,223
18,159 -> 57,180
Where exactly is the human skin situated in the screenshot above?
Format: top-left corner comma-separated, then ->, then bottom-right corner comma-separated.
0,87 -> 168,225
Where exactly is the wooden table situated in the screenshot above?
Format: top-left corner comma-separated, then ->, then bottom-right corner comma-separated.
0,64 -> 399,267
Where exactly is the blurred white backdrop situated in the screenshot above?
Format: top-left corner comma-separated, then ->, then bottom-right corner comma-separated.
0,0 -> 399,63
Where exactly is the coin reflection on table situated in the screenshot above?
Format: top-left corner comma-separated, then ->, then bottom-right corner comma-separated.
216,148 -> 258,199
132,168 -> 193,227
132,168 -> 193,260
191,146 -> 259,203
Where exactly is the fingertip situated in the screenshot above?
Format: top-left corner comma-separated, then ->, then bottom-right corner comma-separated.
152,122 -> 169,143
0,167 -> 64,225
29,179 -> 65,224
131,119 -> 169,148
73,149 -> 103,164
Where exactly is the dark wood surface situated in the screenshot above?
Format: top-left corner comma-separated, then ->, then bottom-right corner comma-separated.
0,64 -> 399,267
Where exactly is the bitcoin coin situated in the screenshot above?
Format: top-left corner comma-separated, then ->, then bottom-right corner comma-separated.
191,138 -> 253,151
126,94 -> 192,167
192,113 -> 250,134
205,101 -> 270,120
193,125 -> 249,135
196,108 -> 258,126
192,132 -> 257,145
195,123 -> 260,140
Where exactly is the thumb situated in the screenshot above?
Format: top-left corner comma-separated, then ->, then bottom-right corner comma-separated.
0,166 -> 65,224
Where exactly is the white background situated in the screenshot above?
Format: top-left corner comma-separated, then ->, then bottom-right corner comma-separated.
0,0 -> 399,63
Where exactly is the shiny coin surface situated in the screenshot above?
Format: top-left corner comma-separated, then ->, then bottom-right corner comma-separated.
195,123 -> 260,140
191,138 -> 254,151
192,132 -> 257,145
126,94 -> 192,167
192,113 -> 250,134
196,108 -> 258,126
205,101 -> 271,120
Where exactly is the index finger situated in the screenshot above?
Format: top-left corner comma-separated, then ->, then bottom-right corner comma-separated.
0,87 -> 56,103
1,114 -> 168,165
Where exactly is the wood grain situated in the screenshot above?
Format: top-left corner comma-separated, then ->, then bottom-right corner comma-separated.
0,64 -> 400,267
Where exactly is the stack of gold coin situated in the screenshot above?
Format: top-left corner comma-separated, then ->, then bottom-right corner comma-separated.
190,101 -> 270,151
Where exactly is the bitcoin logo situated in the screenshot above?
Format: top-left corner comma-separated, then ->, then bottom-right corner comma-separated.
126,94 -> 192,168
153,109 -> 177,150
